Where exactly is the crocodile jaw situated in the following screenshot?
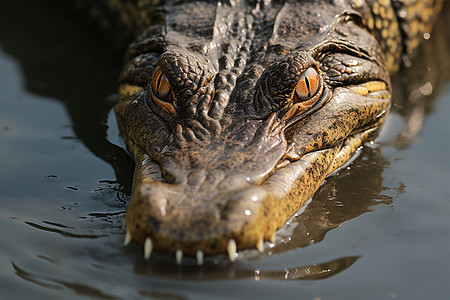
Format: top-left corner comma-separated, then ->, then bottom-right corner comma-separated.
120,88 -> 390,258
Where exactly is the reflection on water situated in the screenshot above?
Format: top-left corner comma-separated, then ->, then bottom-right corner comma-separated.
1,1 -> 450,299
12,261 -> 121,300
274,147 -> 395,253
13,254 -> 359,286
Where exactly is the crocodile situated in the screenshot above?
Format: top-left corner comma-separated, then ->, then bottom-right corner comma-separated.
91,0 -> 442,264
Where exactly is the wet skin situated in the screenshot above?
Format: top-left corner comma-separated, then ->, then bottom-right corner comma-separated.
112,0 -> 441,260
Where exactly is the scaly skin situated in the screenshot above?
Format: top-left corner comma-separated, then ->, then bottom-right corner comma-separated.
105,0 -> 442,260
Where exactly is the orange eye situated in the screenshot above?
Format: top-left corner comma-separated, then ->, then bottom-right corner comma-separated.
151,67 -> 176,115
294,67 -> 320,102
282,67 -> 323,120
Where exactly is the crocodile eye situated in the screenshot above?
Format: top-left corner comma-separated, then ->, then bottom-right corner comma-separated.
294,67 -> 320,101
150,66 -> 176,115
282,66 -> 323,120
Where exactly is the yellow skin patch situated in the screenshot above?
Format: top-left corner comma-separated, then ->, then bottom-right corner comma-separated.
347,81 -> 387,96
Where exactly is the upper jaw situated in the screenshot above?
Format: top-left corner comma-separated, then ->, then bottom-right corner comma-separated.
124,142 -> 335,257
123,111 -> 290,255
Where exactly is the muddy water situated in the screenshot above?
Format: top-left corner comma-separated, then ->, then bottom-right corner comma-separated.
1,2 -> 449,299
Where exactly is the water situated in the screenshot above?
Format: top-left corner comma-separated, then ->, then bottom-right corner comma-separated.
1,2 -> 449,299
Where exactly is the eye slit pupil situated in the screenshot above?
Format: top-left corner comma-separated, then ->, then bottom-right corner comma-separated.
150,67 -> 176,116
304,74 -> 311,97
294,67 -> 319,102
156,72 -> 164,93
283,66 -> 322,120
157,73 -> 171,99
151,67 -> 172,100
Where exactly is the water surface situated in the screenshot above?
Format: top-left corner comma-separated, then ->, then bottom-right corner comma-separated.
1,2 -> 449,299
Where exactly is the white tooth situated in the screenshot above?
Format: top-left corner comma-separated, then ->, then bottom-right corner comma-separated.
257,238 -> 264,253
124,230 -> 132,246
270,233 -> 276,243
176,249 -> 183,265
227,239 -> 237,262
196,250 -> 204,266
144,237 -> 153,259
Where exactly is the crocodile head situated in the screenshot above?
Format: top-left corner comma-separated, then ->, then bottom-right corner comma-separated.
114,0 -> 391,261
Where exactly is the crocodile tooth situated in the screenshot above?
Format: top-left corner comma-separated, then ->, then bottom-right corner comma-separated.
227,239 -> 237,262
270,233 -> 276,243
124,230 -> 132,246
257,238 -> 264,253
196,250 -> 204,266
175,249 -> 183,265
144,237 -> 153,259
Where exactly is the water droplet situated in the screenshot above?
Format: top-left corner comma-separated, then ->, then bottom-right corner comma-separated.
419,82 -> 433,96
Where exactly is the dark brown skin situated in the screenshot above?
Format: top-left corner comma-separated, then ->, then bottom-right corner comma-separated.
105,0 -> 443,259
